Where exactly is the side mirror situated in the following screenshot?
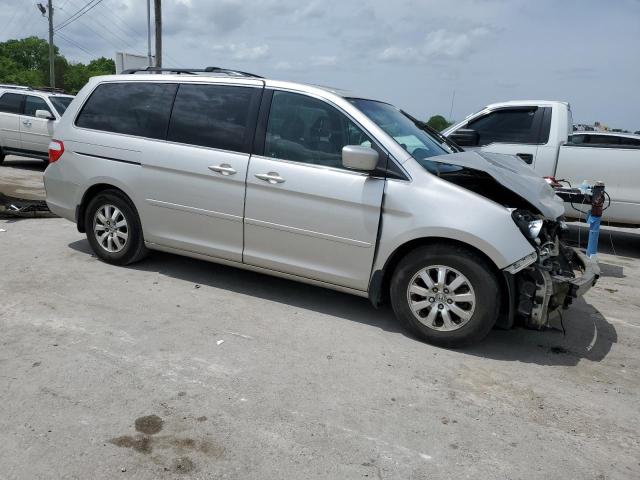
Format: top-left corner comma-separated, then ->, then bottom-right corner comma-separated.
35,109 -> 54,120
342,145 -> 378,172
448,128 -> 479,147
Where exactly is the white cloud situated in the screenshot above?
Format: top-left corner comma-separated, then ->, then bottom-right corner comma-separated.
310,55 -> 338,67
379,27 -> 492,63
210,44 -> 270,61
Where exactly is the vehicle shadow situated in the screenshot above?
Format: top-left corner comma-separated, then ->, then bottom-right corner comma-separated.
0,156 -> 47,171
68,239 -> 618,366
465,298 -> 617,366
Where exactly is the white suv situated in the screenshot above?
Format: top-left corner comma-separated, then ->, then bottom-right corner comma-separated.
0,86 -> 74,165
43,67 -> 599,347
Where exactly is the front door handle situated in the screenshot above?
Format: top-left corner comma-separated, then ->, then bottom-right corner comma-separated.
255,172 -> 285,184
516,153 -> 533,164
208,163 -> 237,175
22,120 -> 32,126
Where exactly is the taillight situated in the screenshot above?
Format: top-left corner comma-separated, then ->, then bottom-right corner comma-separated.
48,139 -> 64,163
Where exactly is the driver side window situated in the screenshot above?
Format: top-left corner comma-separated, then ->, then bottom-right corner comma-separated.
265,91 -> 372,169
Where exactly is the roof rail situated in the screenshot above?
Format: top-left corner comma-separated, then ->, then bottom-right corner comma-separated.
121,66 -> 263,78
0,84 -> 68,94
0,84 -> 32,91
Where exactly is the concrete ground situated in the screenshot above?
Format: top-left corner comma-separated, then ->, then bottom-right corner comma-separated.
1,216 -> 639,480
1,157 -> 640,479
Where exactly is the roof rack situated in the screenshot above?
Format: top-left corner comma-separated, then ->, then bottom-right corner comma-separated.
121,66 -> 263,78
0,84 -> 31,91
0,84 -> 68,94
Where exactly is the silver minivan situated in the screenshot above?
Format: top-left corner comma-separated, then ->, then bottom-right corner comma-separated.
44,67 -> 599,347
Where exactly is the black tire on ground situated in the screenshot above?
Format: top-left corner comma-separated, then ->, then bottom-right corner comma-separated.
390,244 -> 500,348
84,189 -> 148,266
0,150 -> 5,164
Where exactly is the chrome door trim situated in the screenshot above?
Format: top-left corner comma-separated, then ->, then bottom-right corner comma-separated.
146,198 -> 243,222
244,217 -> 373,248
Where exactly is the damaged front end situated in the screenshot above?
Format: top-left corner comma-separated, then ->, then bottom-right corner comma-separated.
509,209 -> 600,329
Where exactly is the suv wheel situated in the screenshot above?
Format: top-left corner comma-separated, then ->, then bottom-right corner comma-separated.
390,244 -> 500,348
85,190 -> 148,265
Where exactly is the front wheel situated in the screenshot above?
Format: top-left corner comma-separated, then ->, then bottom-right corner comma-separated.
390,244 -> 500,348
85,190 -> 148,266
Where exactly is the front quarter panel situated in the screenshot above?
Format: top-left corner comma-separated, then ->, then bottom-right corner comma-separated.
375,161 -> 535,273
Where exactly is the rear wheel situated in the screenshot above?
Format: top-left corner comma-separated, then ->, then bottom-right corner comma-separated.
390,244 -> 500,348
85,190 -> 148,265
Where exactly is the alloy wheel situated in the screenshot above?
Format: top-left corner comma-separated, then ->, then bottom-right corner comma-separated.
406,265 -> 476,332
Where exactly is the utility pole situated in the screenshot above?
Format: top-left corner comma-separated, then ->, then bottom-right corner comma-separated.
146,0 -> 152,66
154,0 -> 162,68
38,2 -> 55,87
47,0 -> 55,87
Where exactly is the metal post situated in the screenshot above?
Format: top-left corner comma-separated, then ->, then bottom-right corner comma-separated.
146,0 -> 152,66
586,181 -> 605,259
47,0 -> 55,88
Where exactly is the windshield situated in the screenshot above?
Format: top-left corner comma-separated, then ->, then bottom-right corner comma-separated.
349,98 -> 449,161
49,96 -> 73,116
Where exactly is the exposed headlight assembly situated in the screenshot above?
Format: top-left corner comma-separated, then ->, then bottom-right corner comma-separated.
512,209 -> 544,241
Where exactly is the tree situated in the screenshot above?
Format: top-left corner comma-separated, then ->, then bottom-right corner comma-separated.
426,115 -> 453,132
0,37 -> 115,93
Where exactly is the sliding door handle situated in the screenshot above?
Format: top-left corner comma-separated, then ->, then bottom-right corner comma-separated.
208,164 -> 237,175
255,172 -> 285,184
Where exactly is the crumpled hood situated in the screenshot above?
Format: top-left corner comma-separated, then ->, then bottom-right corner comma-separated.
429,150 -> 565,219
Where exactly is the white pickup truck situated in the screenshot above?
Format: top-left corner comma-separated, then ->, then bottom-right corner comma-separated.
443,100 -> 640,226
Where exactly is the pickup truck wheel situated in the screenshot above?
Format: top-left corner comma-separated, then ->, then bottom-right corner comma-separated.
85,190 -> 148,266
390,245 -> 500,348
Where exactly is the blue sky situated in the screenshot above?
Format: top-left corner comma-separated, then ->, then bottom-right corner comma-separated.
2,0 -> 639,130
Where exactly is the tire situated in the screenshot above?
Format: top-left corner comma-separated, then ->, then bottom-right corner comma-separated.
390,244 -> 500,348
0,150 -> 5,165
85,189 -> 148,266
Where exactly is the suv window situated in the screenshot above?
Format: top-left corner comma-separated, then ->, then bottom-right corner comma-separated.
468,107 -> 540,145
76,82 -> 177,139
265,91 -> 372,169
0,92 -> 24,114
24,95 -> 53,117
167,84 -> 256,153
49,96 -> 73,116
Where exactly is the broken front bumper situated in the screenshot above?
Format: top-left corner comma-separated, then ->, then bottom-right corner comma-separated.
565,248 -> 600,298
514,247 -> 600,329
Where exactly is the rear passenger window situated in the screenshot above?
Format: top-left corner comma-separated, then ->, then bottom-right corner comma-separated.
0,93 -> 24,114
167,84 -> 256,152
76,82 -> 177,139
468,108 -> 540,145
24,96 -> 52,117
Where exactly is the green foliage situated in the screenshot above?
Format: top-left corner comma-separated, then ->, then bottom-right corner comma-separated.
0,37 -> 115,93
426,115 -> 453,132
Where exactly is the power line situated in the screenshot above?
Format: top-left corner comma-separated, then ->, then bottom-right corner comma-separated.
55,0 -> 106,32
56,31 -> 100,58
